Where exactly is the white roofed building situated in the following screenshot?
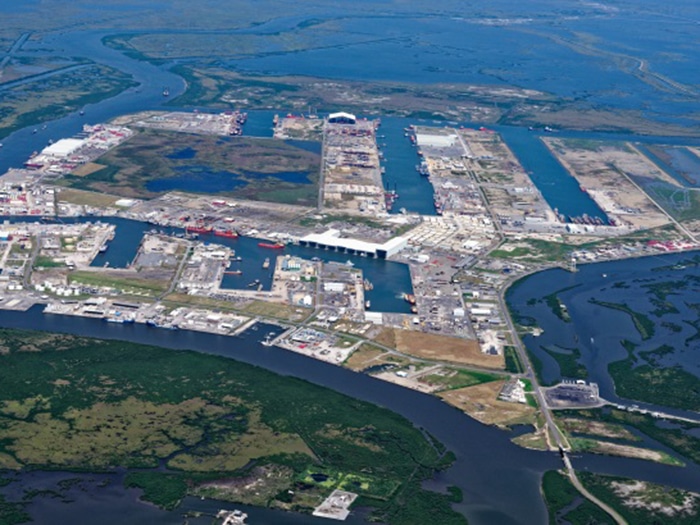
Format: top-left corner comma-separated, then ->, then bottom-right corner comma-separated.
327,112 -> 357,125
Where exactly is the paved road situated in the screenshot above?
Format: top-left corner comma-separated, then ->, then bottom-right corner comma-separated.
564,454 -> 628,525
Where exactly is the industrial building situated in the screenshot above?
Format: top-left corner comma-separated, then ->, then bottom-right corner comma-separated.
327,111 -> 357,125
299,229 -> 407,258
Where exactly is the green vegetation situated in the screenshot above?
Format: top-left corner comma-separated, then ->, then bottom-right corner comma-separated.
421,368 -> 502,391
0,64 -> 136,140
447,485 -> 463,503
609,340 -> 700,411
589,299 -> 655,340
59,129 -> 321,205
541,345 -> 587,380
68,271 -> 168,294
490,238 -> 581,263
541,470 -> 613,525
567,437 -> 683,466
579,472 -> 700,525
560,408 -> 700,465
0,494 -> 31,525
543,284 -> 580,322
299,214 -> 385,230
33,256 -> 64,268
0,329 -> 463,524
504,346 -> 524,374
124,472 -> 188,511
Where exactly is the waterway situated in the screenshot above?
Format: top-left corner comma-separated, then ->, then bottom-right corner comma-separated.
1,216 -> 413,313
507,250 -> 700,421
1,306 -> 699,524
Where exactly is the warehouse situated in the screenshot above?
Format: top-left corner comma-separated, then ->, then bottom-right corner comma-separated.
299,229 -> 407,258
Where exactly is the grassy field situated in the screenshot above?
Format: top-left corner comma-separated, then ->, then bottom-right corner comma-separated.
439,380 -> 536,427
0,328 -> 463,524
568,437 -> 683,466
241,300 -> 311,322
55,187 -> 124,208
58,129 -> 321,205
420,368 -> 502,391
68,270 -> 169,295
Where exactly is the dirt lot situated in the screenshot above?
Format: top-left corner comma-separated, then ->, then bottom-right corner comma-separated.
438,380 -> 535,427
559,417 -> 638,441
56,187 -> 123,207
375,328 -> 504,369
344,344 -> 388,371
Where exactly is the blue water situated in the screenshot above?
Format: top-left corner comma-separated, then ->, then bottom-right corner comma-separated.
2,305 -> 700,525
379,117 -> 436,215
284,139 -> 322,155
145,166 -> 247,193
240,169 -> 312,184
507,251 -> 700,420
0,216 -> 412,313
499,127 -> 608,220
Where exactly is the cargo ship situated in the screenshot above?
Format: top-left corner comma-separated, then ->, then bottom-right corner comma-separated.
186,225 -> 213,235
258,242 -> 284,249
213,229 -> 238,239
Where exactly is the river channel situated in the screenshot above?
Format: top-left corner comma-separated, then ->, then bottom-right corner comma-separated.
0,21 -> 699,525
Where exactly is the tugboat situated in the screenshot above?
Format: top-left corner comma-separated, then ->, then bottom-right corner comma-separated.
213,229 -> 239,239
403,293 -> 416,305
186,225 -> 213,235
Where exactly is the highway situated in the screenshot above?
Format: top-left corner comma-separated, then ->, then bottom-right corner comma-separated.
498,275 -> 630,525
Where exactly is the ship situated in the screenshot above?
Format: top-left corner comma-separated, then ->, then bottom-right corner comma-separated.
365,300 -> 371,309
213,229 -> 238,239
162,86 -> 170,97
403,293 -> 416,305
258,242 -> 284,249
262,257 -> 270,269
98,244 -> 108,253
186,225 -> 213,235
224,270 -> 243,275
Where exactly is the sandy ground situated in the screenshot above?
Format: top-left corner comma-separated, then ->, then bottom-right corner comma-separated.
543,138 -> 671,230
559,417 -> 637,441
391,329 -> 504,369
580,439 -> 671,463
438,380 -> 535,426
